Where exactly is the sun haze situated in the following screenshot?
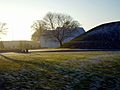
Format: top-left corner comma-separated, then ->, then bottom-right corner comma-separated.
0,0 -> 119,40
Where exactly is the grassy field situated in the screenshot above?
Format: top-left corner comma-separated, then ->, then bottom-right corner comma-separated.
0,51 -> 120,90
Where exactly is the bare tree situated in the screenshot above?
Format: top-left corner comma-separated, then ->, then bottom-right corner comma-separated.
0,22 -> 7,35
43,12 -> 80,46
0,22 -> 7,50
31,12 -> 80,46
31,20 -> 46,41
43,12 -> 80,30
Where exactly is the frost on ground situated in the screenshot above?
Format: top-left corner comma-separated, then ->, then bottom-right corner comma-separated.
0,52 -> 120,90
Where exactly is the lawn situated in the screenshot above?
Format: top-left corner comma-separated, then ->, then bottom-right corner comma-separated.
0,51 -> 120,90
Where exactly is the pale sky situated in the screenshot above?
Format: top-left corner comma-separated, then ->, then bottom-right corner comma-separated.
0,0 -> 120,40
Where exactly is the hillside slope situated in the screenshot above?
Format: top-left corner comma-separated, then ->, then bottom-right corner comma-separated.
62,21 -> 120,49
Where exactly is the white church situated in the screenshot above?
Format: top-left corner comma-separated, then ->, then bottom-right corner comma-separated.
40,27 -> 85,48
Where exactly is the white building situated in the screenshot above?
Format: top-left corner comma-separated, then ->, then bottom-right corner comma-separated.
40,27 -> 85,48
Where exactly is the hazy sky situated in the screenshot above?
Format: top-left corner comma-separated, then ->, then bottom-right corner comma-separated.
0,0 -> 120,40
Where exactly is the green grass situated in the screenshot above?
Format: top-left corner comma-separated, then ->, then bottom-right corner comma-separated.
0,51 -> 120,89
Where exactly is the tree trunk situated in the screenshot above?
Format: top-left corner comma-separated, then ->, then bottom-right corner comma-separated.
59,41 -> 63,47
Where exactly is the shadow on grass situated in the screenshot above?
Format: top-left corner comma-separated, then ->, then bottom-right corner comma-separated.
0,54 -> 64,71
